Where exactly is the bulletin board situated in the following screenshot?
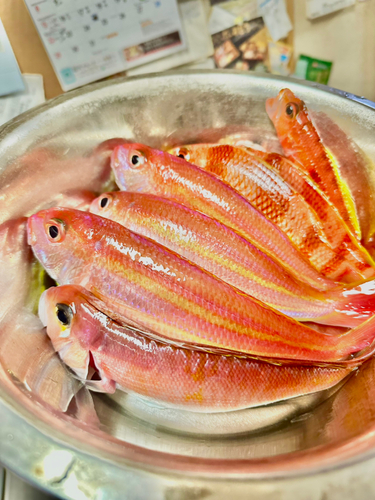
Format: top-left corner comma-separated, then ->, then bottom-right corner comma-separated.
0,0 -> 294,100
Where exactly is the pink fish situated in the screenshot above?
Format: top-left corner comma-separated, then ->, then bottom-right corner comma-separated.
111,143 -> 337,291
168,143 -> 375,282
90,190 -> 375,328
40,285 -> 353,411
27,207 -> 375,364
266,89 -> 360,240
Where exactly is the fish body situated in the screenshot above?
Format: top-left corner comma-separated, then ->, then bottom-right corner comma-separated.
266,89 -> 360,239
90,191 -> 375,327
27,207 -> 375,363
169,143 -> 374,282
256,151 -> 375,271
312,111 -> 375,250
111,143 -> 335,291
40,285 -> 353,412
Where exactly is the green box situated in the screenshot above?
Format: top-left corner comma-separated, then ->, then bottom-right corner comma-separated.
294,54 -> 333,85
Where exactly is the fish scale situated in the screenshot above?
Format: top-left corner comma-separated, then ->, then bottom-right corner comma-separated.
250,150 -> 375,280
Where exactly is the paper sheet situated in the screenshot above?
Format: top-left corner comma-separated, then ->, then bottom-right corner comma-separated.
220,0 -> 259,23
0,74 -> 45,127
209,6 -> 237,34
257,0 -> 292,41
209,0 -> 259,31
127,0 -> 213,75
0,19 -> 25,96
24,0 -> 186,91
306,0 -> 355,19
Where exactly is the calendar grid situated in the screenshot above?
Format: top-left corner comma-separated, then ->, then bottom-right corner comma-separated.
24,0 -> 186,90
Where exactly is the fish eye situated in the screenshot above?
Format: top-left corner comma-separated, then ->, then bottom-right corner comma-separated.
285,102 -> 299,118
56,303 -> 73,326
46,219 -> 65,243
130,151 -> 146,168
176,147 -> 190,161
49,225 -> 59,238
99,194 -> 111,209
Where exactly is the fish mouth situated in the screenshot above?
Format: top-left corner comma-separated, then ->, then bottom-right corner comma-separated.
111,145 -> 126,172
27,214 -> 39,246
38,289 -> 49,326
89,198 -> 100,215
265,96 -> 279,121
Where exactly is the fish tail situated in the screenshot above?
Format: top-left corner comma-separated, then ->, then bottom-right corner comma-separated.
337,313 -> 375,361
321,281 -> 375,361
316,279 -> 375,328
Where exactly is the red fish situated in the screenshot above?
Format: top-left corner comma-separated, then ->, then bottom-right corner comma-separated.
266,88 -> 361,240
90,190 -> 375,327
169,143 -> 375,282
111,143 -> 336,291
312,111 -> 375,251
40,285 -> 353,411
27,207 -> 375,364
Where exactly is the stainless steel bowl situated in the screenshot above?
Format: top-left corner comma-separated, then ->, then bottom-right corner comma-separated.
2,71 -> 375,500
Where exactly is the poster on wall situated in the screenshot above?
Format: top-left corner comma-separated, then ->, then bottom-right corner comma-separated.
212,17 -> 269,71
24,0 -> 186,91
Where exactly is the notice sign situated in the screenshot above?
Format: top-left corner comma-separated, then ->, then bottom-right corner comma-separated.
24,0 -> 186,91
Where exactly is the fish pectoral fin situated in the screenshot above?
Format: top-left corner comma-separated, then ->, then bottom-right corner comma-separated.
85,358 -> 116,394
85,376 -> 116,393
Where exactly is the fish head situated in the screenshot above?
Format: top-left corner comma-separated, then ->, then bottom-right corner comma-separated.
89,191 -> 137,220
90,192 -> 117,218
168,145 -> 192,162
27,207 -> 93,282
39,285 -> 101,381
266,89 -> 309,138
90,191 -> 139,225
111,143 -> 154,192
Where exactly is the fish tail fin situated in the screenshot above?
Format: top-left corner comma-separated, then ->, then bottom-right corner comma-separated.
316,279 -> 375,328
336,309 -> 375,360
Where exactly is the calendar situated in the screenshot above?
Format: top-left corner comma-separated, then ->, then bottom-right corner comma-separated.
24,0 -> 186,91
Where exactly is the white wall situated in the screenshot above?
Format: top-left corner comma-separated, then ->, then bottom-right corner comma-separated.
293,1 -> 375,100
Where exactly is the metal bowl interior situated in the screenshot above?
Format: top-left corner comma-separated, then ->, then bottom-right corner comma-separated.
2,71 -> 375,499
